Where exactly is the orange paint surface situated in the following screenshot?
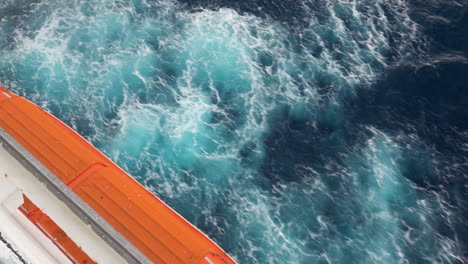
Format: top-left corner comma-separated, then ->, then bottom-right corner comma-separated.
0,87 -> 236,264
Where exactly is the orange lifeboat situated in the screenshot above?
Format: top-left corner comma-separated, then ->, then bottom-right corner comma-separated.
0,86 -> 236,264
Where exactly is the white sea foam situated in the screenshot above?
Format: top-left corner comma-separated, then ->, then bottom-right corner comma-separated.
2,0 -> 457,263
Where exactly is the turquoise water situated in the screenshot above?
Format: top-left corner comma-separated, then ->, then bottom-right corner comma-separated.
0,0 -> 466,263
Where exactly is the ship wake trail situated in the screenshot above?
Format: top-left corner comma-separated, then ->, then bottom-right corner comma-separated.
0,0 -> 466,263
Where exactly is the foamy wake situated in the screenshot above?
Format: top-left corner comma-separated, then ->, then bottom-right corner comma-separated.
0,0 -> 462,263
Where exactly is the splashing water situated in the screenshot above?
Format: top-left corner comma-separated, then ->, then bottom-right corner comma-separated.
0,0 -> 466,263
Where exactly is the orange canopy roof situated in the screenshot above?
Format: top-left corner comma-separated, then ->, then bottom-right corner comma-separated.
0,87 -> 236,264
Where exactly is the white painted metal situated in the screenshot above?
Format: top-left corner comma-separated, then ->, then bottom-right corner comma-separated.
0,144 -> 127,264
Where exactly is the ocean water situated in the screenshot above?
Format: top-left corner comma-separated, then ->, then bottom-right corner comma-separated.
0,0 -> 466,263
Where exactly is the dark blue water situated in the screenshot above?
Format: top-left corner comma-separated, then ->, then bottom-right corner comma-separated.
0,0 -> 466,263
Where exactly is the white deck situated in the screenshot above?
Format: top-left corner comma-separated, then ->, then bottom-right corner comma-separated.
0,143 -> 127,264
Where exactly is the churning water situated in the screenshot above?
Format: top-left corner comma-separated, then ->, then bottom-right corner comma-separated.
0,0 -> 466,263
